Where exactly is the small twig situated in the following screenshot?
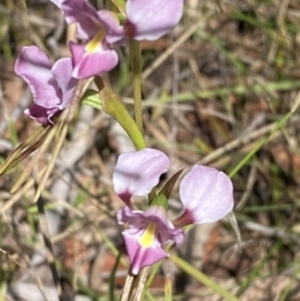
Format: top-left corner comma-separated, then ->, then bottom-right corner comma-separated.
169,37 -> 180,169
198,116 -> 300,166
133,267 -> 151,301
0,248 -> 49,301
244,221 -> 300,244
120,274 -> 135,301
33,78 -> 92,202
36,195 -> 63,301
236,162 -> 258,210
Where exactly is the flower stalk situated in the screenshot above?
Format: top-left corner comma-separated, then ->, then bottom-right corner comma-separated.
128,39 -> 143,135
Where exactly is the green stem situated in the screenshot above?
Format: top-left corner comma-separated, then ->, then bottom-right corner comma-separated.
129,39 -> 143,135
94,77 -> 146,150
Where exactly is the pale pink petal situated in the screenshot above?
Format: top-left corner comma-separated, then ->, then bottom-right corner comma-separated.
125,0 -> 184,40
117,205 -> 184,274
143,206 -> 184,245
15,46 -> 60,109
76,20 -> 100,41
123,231 -> 168,275
98,10 -> 125,44
69,42 -> 118,79
179,165 -> 234,224
113,149 -> 170,204
61,0 -> 100,37
25,105 -> 51,125
51,58 -> 77,109
117,206 -> 143,225
61,0 -> 98,22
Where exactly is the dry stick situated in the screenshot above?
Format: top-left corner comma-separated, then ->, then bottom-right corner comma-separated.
198,116 -> 300,165
133,267 -> 151,301
244,221 -> 300,244
1,172 -> 39,214
142,19 -> 203,80
0,126 -> 49,175
1,109 -> 103,215
268,0 -> 291,63
12,80 -> 90,299
34,78 -> 91,203
236,162 -> 257,210
169,37 -> 180,169
0,248 -> 49,301
0,4 -> 56,29
120,274 -> 135,301
36,195 -> 63,301
11,126 -> 56,193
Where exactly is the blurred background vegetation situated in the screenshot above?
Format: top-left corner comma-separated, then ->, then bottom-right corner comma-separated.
1,0 -> 300,300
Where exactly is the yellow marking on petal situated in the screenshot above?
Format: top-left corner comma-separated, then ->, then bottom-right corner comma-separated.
139,223 -> 157,248
85,31 -> 105,53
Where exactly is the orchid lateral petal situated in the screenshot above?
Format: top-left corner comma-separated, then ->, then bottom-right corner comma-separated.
15,46 -> 60,110
51,0 -> 100,39
98,10 -> 125,44
15,46 -> 78,125
125,0 -> 184,40
60,0 -> 99,25
179,165 -> 234,224
112,148 -> 170,205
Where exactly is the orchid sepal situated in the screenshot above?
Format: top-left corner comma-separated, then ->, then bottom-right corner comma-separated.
15,46 -> 77,125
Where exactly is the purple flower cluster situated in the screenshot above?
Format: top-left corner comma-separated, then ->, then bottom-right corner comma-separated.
13,0 -> 235,275
113,148 -> 234,274
15,0 -> 184,124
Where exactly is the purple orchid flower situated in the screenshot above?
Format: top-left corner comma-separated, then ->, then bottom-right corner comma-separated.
50,0 -> 184,78
113,148 -> 234,274
15,46 -> 77,125
117,205 -> 185,275
50,0 -> 123,79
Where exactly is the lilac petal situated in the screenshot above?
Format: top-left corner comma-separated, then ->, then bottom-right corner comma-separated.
61,0 -> 98,23
25,105 -> 52,125
143,206 -> 185,246
125,0 -> 184,40
117,205 -> 184,274
15,46 -> 60,109
118,206 -> 185,249
179,165 -> 234,224
61,0 -> 100,38
51,58 -> 77,109
113,148 -> 170,204
117,206 -> 142,225
98,10 -> 125,44
76,20 -> 100,41
69,42 -> 118,79
123,231 -> 168,275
